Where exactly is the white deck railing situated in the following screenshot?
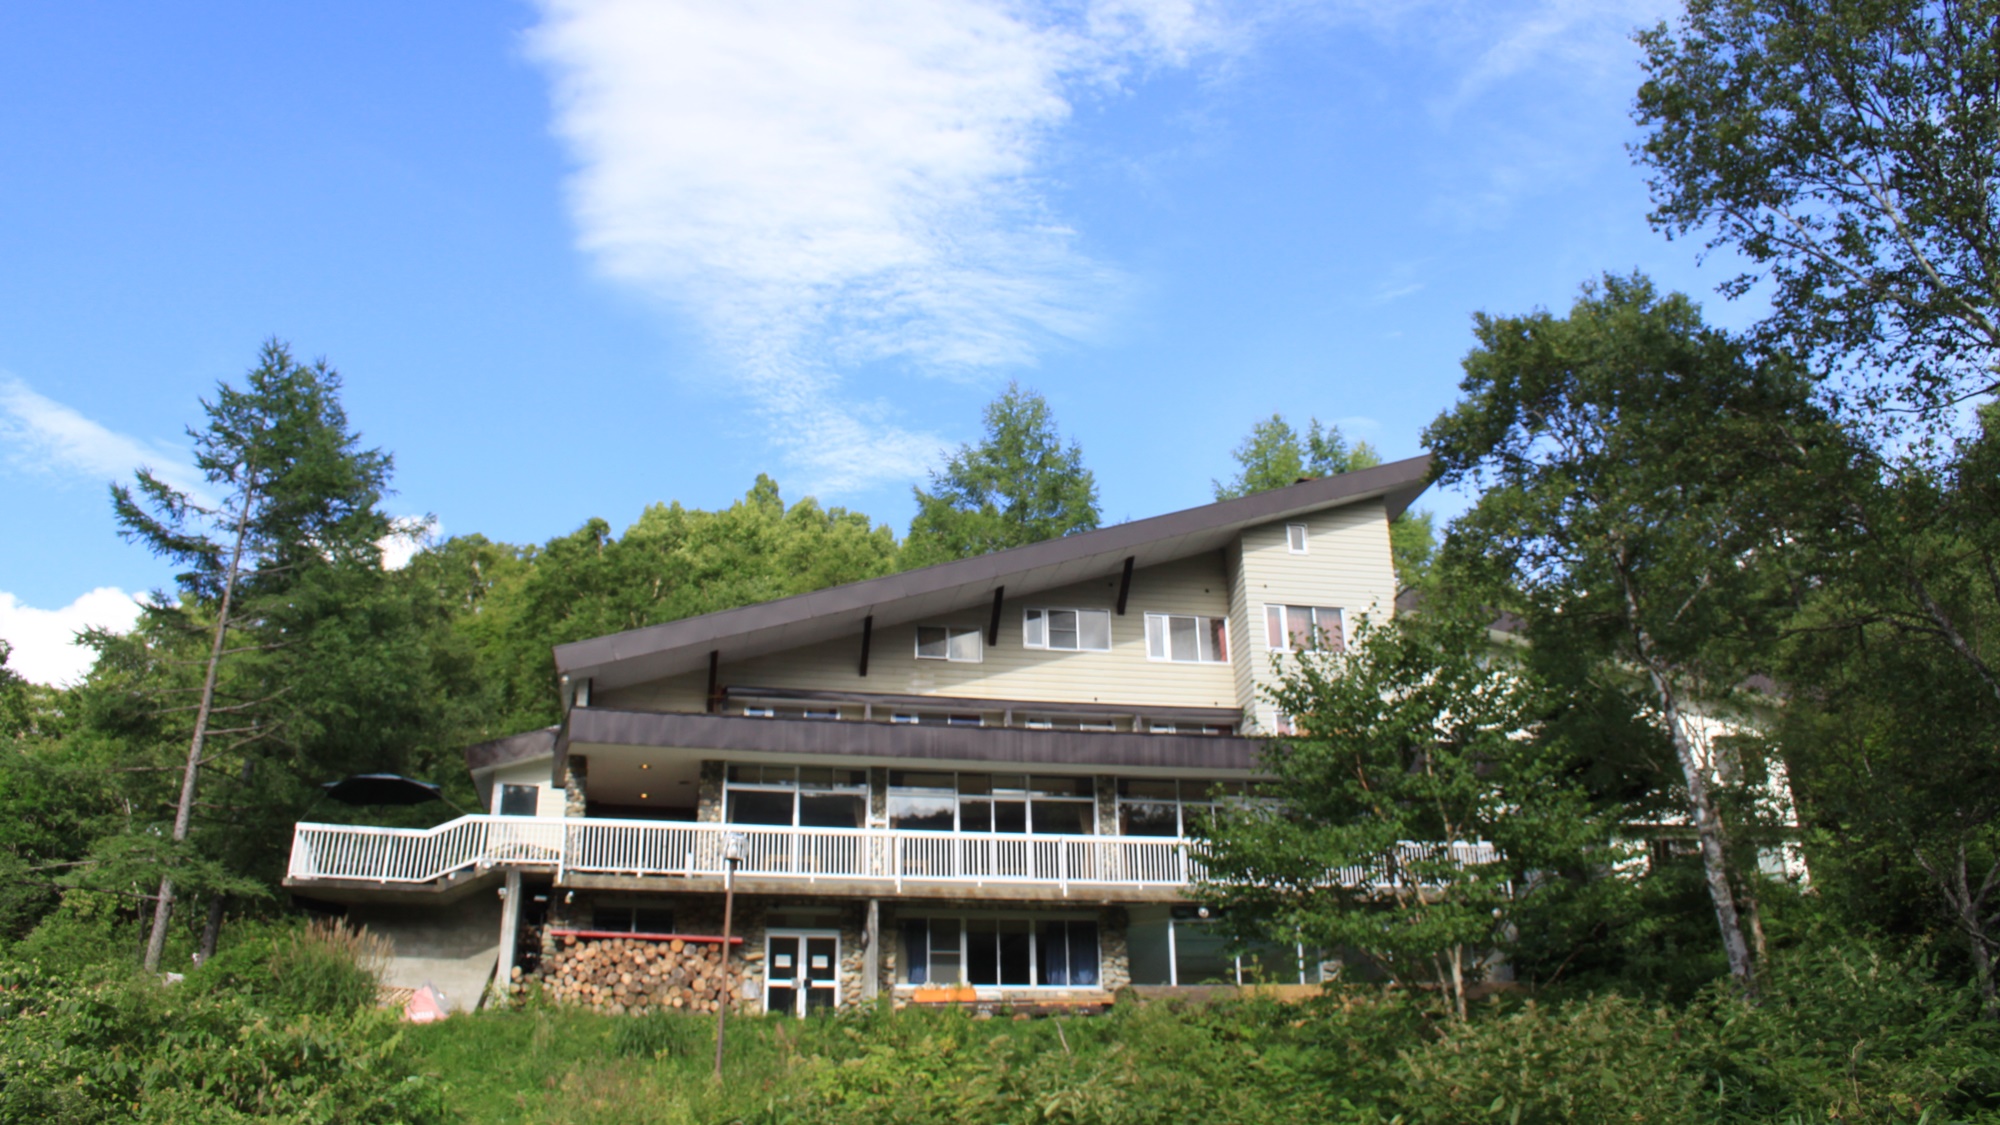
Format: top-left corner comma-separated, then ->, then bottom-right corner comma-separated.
287,815 -> 1497,893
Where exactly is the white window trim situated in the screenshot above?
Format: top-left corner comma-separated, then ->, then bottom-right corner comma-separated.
896,913 -> 1103,990
1021,606 -> 1114,652
1143,612 -> 1231,664
1263,604 -> 1345,654
1286,523 -> 1309,554
915,624 -> 984,662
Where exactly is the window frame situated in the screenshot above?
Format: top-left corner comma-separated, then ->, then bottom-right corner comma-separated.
1286,523 -> 1310,554
496,783 -> 540,817
898,913 -> 1100,989
1021,606 -> 1114,653
722,765 -> 869,829
1143,612 -> 1231,664
886,771 -> 1098,836
1263,604 -> 1345,653
915,625 -> 984,663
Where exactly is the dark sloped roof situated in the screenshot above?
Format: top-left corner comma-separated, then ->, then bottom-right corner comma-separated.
555,454 -> 1432,691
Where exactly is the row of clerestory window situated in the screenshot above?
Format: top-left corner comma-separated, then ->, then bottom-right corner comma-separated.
914,605 -> 1343,665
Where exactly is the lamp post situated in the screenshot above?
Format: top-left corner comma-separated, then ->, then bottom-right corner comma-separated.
713,832 -> 745,1080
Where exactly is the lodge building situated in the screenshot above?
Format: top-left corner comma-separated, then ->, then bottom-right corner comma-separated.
284,457 -> 1443,1014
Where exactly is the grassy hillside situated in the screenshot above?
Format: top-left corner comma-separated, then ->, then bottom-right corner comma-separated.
3,921 -> 1997,1123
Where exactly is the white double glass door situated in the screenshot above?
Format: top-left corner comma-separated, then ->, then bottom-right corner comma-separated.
764,930 -> 839,1017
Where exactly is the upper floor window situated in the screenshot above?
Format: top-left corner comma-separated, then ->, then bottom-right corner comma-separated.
1144,613 -> 1230,663
1023,607 -> 1112,652
1264,605 -> 1344,653
916,625 -> 983,662
1286,523 -> 1309,553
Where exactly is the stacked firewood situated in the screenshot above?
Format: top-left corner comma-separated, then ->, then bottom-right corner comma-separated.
539,935 -> 749,1015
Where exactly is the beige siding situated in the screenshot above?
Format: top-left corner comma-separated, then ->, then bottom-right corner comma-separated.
488,759 -> 565,817
607,554 -> 1238,712
599,671 -> 707,713
1229,501 -> 1399,732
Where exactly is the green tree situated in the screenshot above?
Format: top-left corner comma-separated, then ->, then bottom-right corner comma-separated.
1213,413 -> 1436,588
1425,274 -> 1848,991
902,383 -> 1099,568
110,341 -> 392,971
1772,409 -> 2000,1013
1635,0 -> 2000,415
455,476 -> 901,733
1195,611 -> 1605,1020
1211,414 -> 1380,499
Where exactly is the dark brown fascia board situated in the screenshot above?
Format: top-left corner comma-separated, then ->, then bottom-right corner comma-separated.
554,708 -> 1265,774
463,726 -> 558,773
553,454 -> 1432,685
726,684 -> 1239,725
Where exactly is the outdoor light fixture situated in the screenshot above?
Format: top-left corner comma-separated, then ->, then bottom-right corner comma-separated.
715,832 -> 748,1080
639,793 -> 649,800
640,763 -> 649,770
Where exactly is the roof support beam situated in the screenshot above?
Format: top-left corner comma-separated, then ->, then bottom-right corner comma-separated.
987,586 -> 1005,646
857,615 -> 874,677
705,650 -> 721,714
1115,556 -> 1135,615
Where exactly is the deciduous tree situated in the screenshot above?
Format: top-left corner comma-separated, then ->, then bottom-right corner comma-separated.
1425,274 -> 1848,991
1635,0 -> 2000,417
1195,612 -> 1605,1020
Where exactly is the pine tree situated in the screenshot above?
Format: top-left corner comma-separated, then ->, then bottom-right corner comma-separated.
113,341 -> 390,971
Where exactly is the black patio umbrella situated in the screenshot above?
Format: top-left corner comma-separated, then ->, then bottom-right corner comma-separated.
320,773 -> 446,807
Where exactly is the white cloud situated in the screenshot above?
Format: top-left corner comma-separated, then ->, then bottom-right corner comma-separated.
0,374 -> 207,501
379,516 -> 438,571
526,0 -> 1242,492
0,588 -> 145,687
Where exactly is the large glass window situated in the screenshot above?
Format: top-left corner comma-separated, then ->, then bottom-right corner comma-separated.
1144,613 -> 1229,663
900,916 -> 1098,987
1115,779 -> 1261,837
1023,608 -> 1112,652
723,765 -> 868,828
887,772 -> 1096,835
1264,605 -> 1344,653
916,626 -> 983,662
497,783 -> 539,816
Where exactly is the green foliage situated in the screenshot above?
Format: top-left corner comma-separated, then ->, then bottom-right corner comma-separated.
191,920 -> 391,1021
902,382 -> 1100,569
1395,946 -> 2000,1124
389,945 -> 2000,1124
1196,610 -> 1610,1018
444,475 -> 901,732
1213,414 -> 1381,500
1426,272 -> 1849,986
1635,0 -> 2000,415
0,922 -> 445,1124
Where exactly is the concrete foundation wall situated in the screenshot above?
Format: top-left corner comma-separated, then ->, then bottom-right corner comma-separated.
347,895 -> 503,1013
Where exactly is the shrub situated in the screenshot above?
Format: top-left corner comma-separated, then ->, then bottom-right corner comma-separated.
0,961 -> 448,1123
192,918 -> 389,1019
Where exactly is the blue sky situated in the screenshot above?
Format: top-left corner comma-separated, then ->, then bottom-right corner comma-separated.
0,0 -> 1756,684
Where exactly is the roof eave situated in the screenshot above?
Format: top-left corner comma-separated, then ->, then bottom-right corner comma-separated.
554,453 -> 1433,685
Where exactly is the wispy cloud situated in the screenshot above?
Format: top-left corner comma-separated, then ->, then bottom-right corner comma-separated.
0,374 -> 206,500
0,587 -> 145,687
526,0 -> 1243,491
